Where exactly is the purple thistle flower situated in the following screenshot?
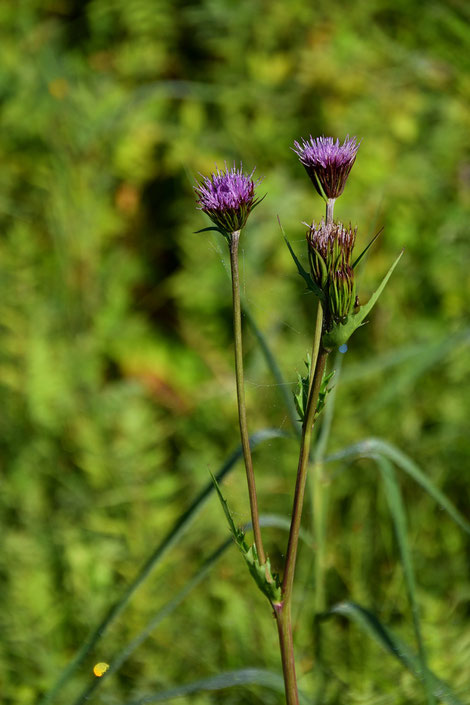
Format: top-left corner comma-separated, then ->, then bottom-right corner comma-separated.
195,164 -> 263,235
293,135 -> 360,199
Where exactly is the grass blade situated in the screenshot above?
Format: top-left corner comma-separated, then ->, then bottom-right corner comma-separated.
325,437 -> 470,536
39,428 -> 288,705
71,538 -> 233,705
120,668 -> 311,704
72,513 -> 311,704
324,601 -> 465,705
376,455 -> 435,705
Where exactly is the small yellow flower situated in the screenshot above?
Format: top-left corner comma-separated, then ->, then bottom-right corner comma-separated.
93,662 -> 109,677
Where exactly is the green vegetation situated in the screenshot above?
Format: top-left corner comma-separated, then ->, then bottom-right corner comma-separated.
1,1 -> 469,703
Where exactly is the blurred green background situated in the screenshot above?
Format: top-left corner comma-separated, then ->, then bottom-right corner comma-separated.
1,0 -> 469,703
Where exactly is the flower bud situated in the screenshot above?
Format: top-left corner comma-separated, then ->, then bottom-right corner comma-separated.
306,220 -> 356,288
329,266 -> 356,322
306,220 -> 358,325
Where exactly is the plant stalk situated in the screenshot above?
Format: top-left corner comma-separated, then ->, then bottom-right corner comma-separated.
275,341 -> 329,705
326,198 -> 335,225
308,301 -> 324,397
312,350 -> 343,615
274,603 -> 299,705
310,194 -> 335,612
229,230 -> 266,565
282,344 -> 329,603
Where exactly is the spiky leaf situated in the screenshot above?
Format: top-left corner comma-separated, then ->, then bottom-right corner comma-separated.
322,250 -> 403,349
210,474 -> 282,603
293,355 -> 311,422
315,370 -> 335,417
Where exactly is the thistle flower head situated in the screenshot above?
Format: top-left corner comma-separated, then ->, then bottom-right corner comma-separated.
329,266 -> 356,322
293,135 -> 360,199
306,220 -> 357,323
195,163 -> 263,235
306,220 -> 356,286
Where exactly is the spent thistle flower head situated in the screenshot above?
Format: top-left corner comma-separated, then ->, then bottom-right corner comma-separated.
293,135 -> 360,199
195,163 -> 263,236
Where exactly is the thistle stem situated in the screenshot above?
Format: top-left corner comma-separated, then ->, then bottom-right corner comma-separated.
282,344 -> 329,603
274,603 -> 299,705
326,198 -> 335,225
311,353 -> 343,615
308,301 -> 324,397
309,195 -> 336,613
275,342 -> 329,704
229,230 -> 266,565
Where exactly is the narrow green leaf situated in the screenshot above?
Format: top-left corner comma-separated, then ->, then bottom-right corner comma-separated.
351,227 -> 383,269
352,248 -> 404,324
376,456 -> 435,705
38,427 -> 288,705
322,249 -> 404,349
120,668 -> 311,704
293,354 -> 311,422
194,226 -> 226,235
211,474 -> 282,602
279,219 -> 324,301
315,370 -> 335,419
325,437 -> 470,536
210,471 -> 246,545
324,602 -> 465,705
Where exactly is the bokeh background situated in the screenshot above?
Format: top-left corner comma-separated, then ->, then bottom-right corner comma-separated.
1,1 -> 469,703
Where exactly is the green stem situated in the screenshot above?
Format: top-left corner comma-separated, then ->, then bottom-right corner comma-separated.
282,345 -> 329,603
309,196 -> 334,614
326,198 -> 335,225
229,231 -> 266,565
275,344 -> 329,704
274,604 -> 299,705
308,301 -> 324,397
312,350 -> 343,614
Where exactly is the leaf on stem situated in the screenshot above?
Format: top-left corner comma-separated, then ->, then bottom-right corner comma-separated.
210,473 -> 282,603
278,218 -> 325,301
294,354 -> 335,424
294,354 -> 311,422
322,249 -> 403,349
351,227 -> 384,269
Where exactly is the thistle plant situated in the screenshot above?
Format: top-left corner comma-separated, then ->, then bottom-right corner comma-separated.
194,143 -> 403,705
37,140 -> 468,705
